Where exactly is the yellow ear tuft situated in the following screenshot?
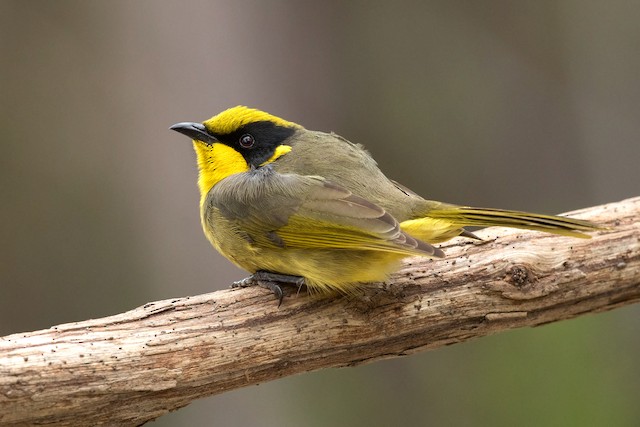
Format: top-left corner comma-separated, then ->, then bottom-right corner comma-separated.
260,144 -> 292,166
203,106 -> 302,135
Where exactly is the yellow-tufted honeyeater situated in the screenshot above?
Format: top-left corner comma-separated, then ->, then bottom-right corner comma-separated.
171,106 -> 601,304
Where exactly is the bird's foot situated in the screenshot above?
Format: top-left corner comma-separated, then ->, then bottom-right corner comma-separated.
232,271 -> 306,307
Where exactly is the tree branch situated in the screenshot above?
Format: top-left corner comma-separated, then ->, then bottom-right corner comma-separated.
1,197 -> 639,426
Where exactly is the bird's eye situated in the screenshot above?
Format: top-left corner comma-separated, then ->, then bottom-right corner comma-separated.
239,134 -> 255,148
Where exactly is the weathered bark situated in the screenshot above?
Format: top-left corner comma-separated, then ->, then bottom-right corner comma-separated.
1,197 -> 639,426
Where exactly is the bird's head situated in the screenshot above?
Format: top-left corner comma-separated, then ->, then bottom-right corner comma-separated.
171,106 -> 302,199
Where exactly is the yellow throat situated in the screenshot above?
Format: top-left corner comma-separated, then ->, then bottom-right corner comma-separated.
193,141 -> 248,202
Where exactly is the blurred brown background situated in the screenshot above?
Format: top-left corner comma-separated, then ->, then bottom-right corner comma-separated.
1,1 -> 639,426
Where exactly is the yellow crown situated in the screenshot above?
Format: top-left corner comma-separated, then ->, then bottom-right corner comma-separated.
203,106 -> 302,135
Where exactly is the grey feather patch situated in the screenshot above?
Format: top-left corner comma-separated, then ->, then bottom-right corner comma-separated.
265,231 -> 286,248
239,230 -> 255,244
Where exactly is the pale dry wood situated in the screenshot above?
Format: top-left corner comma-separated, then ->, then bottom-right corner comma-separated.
1,197 -> 639,426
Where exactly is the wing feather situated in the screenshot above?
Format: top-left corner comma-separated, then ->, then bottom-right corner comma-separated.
207,167 -> 443,258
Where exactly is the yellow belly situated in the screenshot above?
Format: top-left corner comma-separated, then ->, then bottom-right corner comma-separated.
203,213 -> 407,294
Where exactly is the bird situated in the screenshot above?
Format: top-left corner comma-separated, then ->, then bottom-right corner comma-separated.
171,106 -> 601,304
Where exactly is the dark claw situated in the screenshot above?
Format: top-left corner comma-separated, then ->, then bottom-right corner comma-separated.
263,281 -> 284,307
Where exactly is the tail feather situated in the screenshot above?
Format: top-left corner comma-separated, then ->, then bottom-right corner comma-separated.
426,206 -> 602,239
